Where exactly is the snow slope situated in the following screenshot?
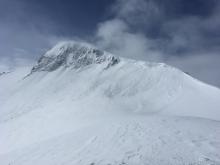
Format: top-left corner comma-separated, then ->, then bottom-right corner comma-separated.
0,41 -> 220,165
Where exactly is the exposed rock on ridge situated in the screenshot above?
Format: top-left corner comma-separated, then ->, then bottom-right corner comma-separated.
31,41 -> 120,72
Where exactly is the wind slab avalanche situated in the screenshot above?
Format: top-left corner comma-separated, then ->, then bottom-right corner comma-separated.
0,41 -> 220,165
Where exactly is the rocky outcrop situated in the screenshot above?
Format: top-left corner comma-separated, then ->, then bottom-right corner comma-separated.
31,41 -> 120,72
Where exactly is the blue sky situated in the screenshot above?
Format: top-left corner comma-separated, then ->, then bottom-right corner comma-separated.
0,0 -> 220,87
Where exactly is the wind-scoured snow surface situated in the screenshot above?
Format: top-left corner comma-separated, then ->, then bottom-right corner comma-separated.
0,41 -> 220,165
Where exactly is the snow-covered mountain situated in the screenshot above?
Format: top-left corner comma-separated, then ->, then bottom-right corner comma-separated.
0,41 -> 220,165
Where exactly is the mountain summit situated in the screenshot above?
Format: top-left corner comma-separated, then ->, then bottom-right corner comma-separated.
31,41 -> 119,72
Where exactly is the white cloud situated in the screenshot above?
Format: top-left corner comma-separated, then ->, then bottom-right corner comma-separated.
96,19 -> 163,62
94,0 -> 220,87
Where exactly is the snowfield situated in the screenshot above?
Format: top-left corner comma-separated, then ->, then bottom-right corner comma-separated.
0,41 -> 220,165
